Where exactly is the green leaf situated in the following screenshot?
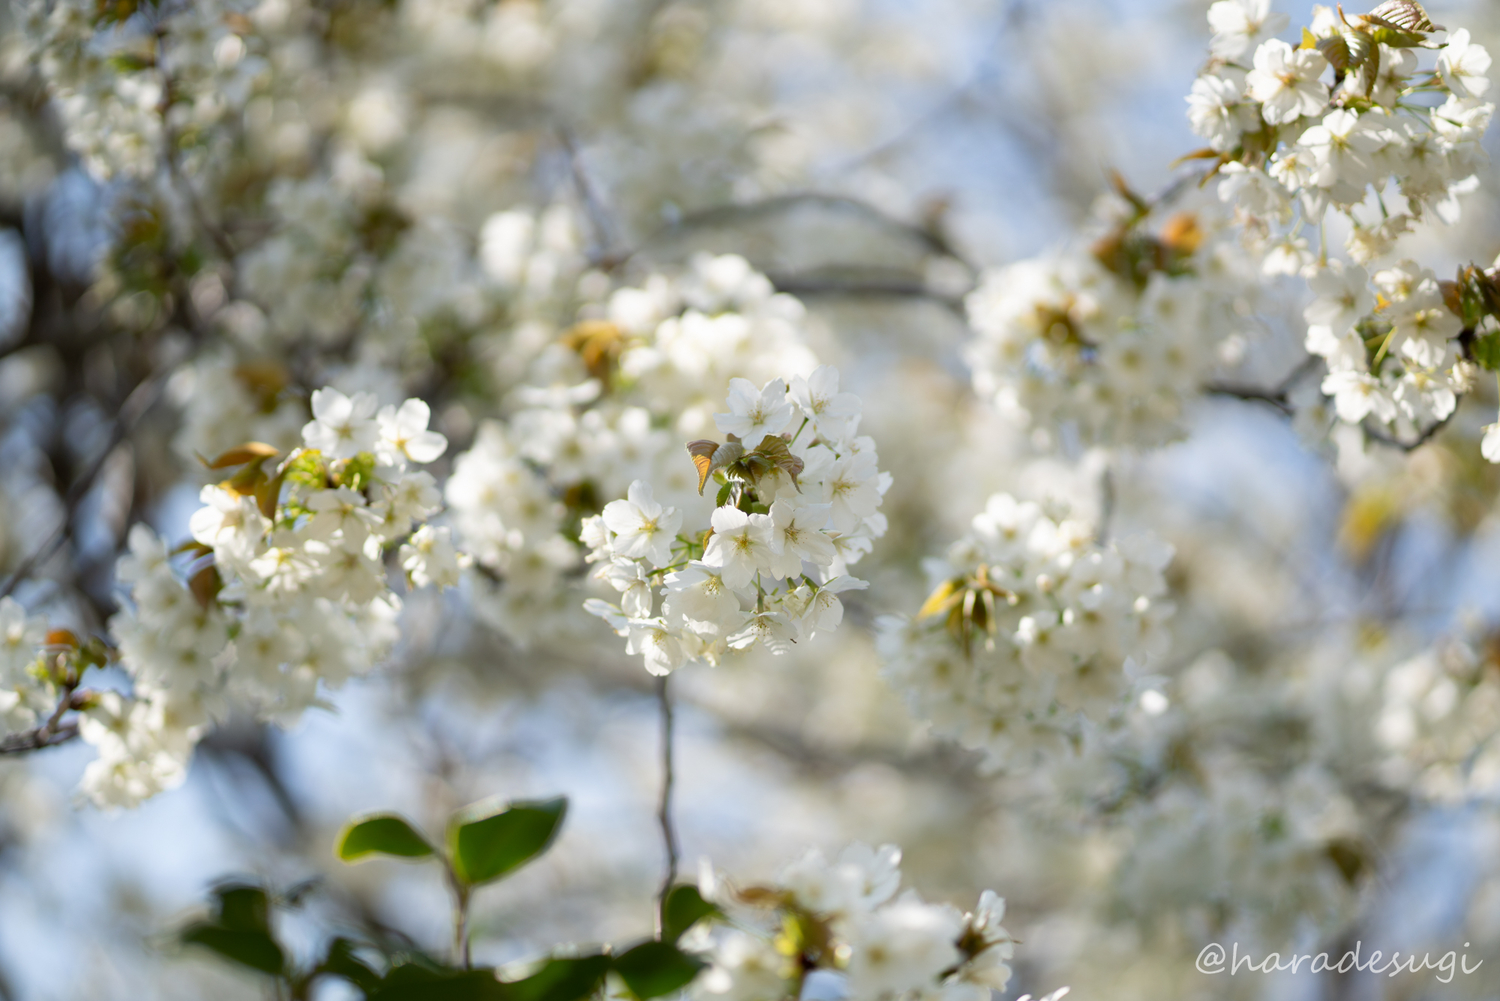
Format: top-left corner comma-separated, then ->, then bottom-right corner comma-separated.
1473,331 -> 1500,371
449,796 -> 568,887
338,814 -> 436,862
506,955 -> 612,1001
317,938 -> 382,992
611,941 -> 705,999
661,885 -> 720,944
182,924 -> 286,976
368,964 -> 509,1001
214,885 -> 273,933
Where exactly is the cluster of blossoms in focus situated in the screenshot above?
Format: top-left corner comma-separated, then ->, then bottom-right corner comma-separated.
877,494 -> 1173,768
1191,1 -> 1500,445
444,254 -> 827,647
582,367 -> 888,674
689,843 -> 1034,1001
46,388 -> 456,806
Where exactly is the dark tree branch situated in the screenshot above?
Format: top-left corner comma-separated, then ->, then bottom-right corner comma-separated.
1362,408 -> 1458,452
557,126 -> 624,267
1202,355 -> 1320,417
0,365 -> 170,601
765,272 -> 966,314
655,673 -> 679,931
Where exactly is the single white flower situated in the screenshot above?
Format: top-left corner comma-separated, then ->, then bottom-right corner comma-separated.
188,485 -> 269,559
377,398 -> 448,466
626,617 -> 688,675
726,609 -> 798,653
714,377 -> 794,442
796,575 -> 868,634
400,525 -> 462,589
663,562 -> 741,635
789,365 -> 861,442
1207,0 -> 1288,60
604,559 -> 655,618
765,499 -> 835,579
845,899 -> 963,998
1246,40 -> 1329,125
1187,69 -> 1258,151
702,506 -> 774,589
302,387 -> 379,458
1440,29 -> 1492,99
305,486 -> 382,544
601,480 -> 682,567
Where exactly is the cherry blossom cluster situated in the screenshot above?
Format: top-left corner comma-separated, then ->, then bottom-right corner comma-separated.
1191,2 -> 1492,262
1305,257 -> 1473,437
689,843 -> 1034,1001
876,494 -> 1173,769
444,254 -> 823,646
1188,3 -> 1500,447
581,368 -> 889,675
1035,644 -> 1377,944
1377,624 -> 1500,798
26,0 -> 268,181
89,387 -> 455,807
964,207 -> 1256,449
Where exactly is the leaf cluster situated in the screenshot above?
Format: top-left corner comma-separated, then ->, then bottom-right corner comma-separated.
181,797 -> 718,1001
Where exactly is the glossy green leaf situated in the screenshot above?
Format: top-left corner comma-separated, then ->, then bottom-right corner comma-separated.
214,885 -> 273,932
182,924 -> 286,976
337,814 -> 436,862
368,964 -> 509,1001
661,885 -> 720,944
612,941 -> 705,999
449,796 -> 567,887
506,955 -> 612,1001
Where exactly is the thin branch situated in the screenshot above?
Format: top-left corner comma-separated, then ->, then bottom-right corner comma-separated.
655,673 -> 679,932
764,272 -> 966,314
1096,463 -> 1115,546
1361,408 -> 1457,452
1202,355 -> 1319,417
627,192 -> 978,274
0,366 -> 170,601
557,126 -> 623,267
0,682 -> 91,756
0,721 -> 79,755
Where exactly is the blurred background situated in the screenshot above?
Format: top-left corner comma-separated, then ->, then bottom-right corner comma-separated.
5,1 -> 1500,999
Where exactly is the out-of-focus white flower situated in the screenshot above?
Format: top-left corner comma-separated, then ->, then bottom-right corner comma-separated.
1208,0 -> 1289,60
1440,29 -> 1492,99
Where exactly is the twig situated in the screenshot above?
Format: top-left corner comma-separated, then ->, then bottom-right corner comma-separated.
1096,463 -> 1115,546
1361,409 -> 1457,452
0,720 -> 80,755
764,272 -> 967,314
627,192 -> 978,274
0,682 -> 91,756
1202,355 -> 1319,417
655,673 -> 679,932
557,126 -> 623,267
0,367 -> 169,601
